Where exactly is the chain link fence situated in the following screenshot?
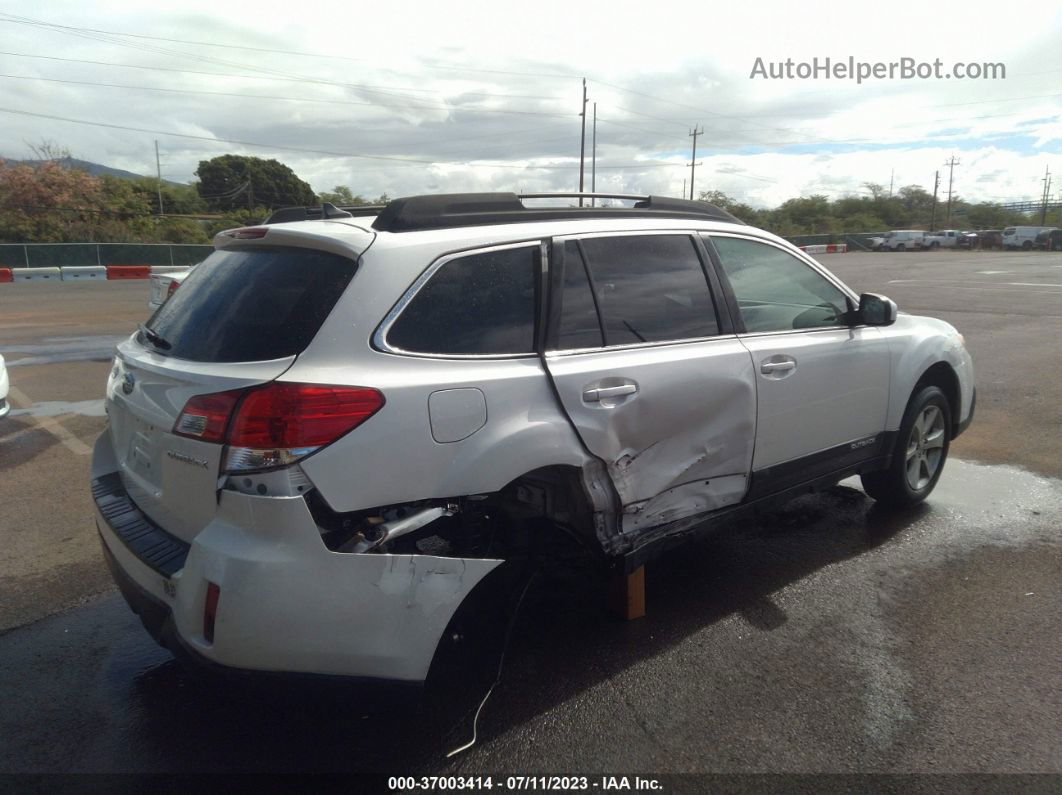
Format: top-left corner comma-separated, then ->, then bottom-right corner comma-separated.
0,243 -> 214,269
785,232 -> 888,251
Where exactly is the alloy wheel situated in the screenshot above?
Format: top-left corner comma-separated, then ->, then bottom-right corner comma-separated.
905,404 -> 946,490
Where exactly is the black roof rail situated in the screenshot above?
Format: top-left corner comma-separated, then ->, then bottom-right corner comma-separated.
370,192 -> 745,233
263,204 -> 386,225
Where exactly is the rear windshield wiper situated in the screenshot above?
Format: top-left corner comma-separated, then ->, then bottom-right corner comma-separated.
139,324 -> 172,351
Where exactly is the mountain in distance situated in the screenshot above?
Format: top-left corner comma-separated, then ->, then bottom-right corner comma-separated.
1,155 -> 186,186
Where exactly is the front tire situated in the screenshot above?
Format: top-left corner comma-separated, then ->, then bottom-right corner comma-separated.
861,386 -> 951,508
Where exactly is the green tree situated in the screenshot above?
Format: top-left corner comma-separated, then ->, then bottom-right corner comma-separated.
155,217 -> 210,243
319,185 -> 355,205
0,159 -> 107,242
195,155 -> 316,211
319,186 -> 391,207
128,177 -> 208,215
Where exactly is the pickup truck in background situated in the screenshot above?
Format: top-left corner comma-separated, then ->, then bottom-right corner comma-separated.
923,230 -> 977,249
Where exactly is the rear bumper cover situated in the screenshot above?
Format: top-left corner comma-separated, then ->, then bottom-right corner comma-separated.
92,432 -> 502,683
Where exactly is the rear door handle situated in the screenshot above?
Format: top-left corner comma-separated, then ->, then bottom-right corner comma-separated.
760,361 -> 795,374
583,384 -> 638,402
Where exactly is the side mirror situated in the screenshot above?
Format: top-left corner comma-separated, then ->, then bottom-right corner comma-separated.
858,293 -> 897,326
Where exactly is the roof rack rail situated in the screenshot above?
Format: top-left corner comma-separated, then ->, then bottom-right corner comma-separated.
263,204 -> 386,225
370,192 -> 744,233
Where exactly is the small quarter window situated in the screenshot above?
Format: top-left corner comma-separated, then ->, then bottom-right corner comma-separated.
555,241 -> 604,349
386,246 -> 536,355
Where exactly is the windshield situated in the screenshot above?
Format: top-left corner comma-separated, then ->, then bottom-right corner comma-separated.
141,246 -> 357,363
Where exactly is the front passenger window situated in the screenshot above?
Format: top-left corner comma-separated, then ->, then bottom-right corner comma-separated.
710,236 -> 850,333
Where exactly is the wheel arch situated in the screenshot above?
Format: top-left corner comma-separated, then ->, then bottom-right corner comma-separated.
911,361 -> 961,438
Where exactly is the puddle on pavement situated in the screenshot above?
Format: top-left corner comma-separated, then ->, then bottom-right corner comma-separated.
0,335 -> 128,366
9,399 -> 106,418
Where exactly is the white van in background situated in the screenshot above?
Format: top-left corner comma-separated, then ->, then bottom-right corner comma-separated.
881,230 -> 925,251
1003,226 -> 1054,250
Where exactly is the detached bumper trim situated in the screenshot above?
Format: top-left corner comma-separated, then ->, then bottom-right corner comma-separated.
954,387 -> 976,438
91,472 -> 189,577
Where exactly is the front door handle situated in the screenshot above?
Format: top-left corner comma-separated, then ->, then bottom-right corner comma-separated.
760,356 -> 797,377
583,384 -> 638,402
760,361 -> 795,374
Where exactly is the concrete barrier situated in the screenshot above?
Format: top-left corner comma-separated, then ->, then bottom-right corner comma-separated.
799,243 -> 847,254
106,265 -> 151,280
61,266 -> 108,280
0,268 -> 12,283
13,267 -> 61,281
150,265 -> 192,275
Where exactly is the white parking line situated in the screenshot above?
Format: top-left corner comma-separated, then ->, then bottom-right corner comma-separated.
888,279 -> 1062,289
6,385 -> 93,456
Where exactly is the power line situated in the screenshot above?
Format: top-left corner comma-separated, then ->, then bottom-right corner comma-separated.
0,71 -> 574,122
0,54 -> 573,118
0,12 -> 581,81
0,106 -> 689,171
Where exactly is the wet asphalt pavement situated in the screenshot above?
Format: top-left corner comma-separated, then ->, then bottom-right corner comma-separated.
2,459 -> 1059,774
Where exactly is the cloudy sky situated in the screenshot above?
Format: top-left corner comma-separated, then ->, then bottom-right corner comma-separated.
0,0 -> 1059,208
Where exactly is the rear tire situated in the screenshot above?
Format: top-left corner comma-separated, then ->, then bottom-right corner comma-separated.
861,386 -> 951,508
896,243 -> 906,252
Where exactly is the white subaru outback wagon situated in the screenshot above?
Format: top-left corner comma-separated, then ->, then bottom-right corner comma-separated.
93,193 -> 975,686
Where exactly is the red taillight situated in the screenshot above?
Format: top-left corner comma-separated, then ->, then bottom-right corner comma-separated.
227,383 -> 385,448
173,389 -> 244,442
203,582 -> 220,644
172,383 -> 385,471
166,279 -> 181,298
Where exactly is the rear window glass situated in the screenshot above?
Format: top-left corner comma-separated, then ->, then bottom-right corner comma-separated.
385,246 -> 537,355
579,234 -> 718,345
142,246 -> 357,362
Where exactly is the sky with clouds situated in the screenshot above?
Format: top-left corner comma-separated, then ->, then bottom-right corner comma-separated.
0,0 -> 1059,208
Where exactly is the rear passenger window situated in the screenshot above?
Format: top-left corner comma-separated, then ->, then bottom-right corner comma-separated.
578,235 -> 718,346
555,241 -> 604,349
386,246 -> 536,355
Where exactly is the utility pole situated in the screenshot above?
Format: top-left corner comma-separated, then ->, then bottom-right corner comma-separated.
591,102 -> 597,207
154,140 -> 164,216
889,168 -> 894,198
943,155 -> 960,225
1041,165 -> 1053,225
688,125 -> 703,201
578,78 -> 588,206
682,178 -> 687,199
930,170 -> 940,232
